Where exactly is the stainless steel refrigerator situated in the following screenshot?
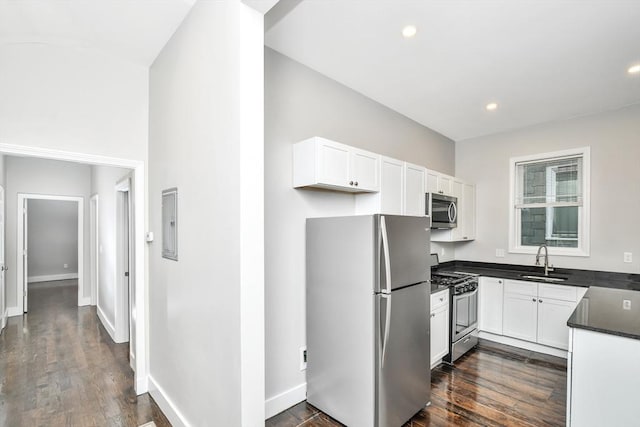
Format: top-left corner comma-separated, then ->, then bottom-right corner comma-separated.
306,214 -> 431,427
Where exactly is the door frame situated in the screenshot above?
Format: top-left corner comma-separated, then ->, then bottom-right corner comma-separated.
90,194 -> 99,307
115,178 -> 132,348
0,142 -> 148,394
0,185 -> 5,332
17,194 -> 84,310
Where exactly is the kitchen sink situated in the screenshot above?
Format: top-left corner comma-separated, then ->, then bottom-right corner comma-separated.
519,274 -> 568,282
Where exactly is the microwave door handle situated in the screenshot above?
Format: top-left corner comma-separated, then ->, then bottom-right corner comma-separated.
451,202 -> 457,222
447,203 -> 453,222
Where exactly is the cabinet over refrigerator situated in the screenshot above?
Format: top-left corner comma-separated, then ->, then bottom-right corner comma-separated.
306,214 -> 432,427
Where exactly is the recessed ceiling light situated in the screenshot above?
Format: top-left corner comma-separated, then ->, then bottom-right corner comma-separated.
402,25 -> 417,38
628,64 -> 640,74
486,102 -> 498,111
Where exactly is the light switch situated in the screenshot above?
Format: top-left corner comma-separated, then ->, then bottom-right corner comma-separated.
623,300 -> 631,310
624,252 -> 632,263
496,249 -> 505,258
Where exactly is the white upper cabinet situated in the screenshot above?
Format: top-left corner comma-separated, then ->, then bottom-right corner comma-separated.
426,169 -> 454,197
380,156 -> 404,214
403,163 -> 426,216
293,137 -> 380,192
431,179 -> 476,242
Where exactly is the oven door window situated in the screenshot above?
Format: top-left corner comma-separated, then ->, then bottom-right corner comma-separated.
454,291 -> 478,340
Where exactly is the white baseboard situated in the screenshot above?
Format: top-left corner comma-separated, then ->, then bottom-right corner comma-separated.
265,382 -> 307,419
130,351 -> 136,372
28,273 -> 79,283
1,309 -> 6,329
148,375 -> 191,427
479,331 -> 568,358
6,306 -> 23,317
78,297 -> 91,307
97,304 -> 117,342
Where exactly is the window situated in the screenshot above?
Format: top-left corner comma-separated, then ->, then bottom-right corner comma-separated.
509,148 -> 590,256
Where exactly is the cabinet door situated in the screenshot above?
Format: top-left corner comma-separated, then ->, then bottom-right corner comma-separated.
438,175 -> 452,196
537,298 -> 576,350
426,170 -> 439,196
379,157 -> 404,214
503,292 -> 538,342
430,305 -> 449,366
478,277 -> 504,335
317,140 -> 351,187
404,163 -> 426,216
461,183 -> 475,240
350,149 -> 380,192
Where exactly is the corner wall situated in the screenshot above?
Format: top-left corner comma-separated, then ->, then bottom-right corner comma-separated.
148,2 -> 264,425
264,48 -> 455,416
455,104 -> 640,273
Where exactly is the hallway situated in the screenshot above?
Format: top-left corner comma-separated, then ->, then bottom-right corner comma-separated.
0,280 -> 170,426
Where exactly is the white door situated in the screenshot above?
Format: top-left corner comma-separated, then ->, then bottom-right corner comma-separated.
503,292 -> 538,342
23,198 -> 28,312
0,186 -> 5,331
537,298 -> 575,350
478,277 -> 504,335
379,157 -> 403,214
430,305 -> 449,366
317,141 -> 350,187
350,149 -> 379,192
404,163 -> 426,216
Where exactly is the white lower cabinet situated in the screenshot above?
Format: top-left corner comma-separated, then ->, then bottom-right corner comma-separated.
478,277 -> 504,335
503,290 -> 538,342
430,290 -> 449,367
537,298 -> 575,349
501,279 -> 584,351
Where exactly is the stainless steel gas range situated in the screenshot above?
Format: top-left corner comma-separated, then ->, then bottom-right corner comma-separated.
431,270 -> 479,364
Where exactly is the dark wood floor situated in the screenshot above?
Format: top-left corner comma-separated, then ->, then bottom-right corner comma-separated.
0,280 -> 171,427
267,340 -> 567,427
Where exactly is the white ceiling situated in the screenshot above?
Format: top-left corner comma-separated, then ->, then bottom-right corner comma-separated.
265,0 -> 640,141
0,0 -> 195,66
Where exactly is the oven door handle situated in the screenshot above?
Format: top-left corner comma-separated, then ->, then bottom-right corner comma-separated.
454,288 -> 478,300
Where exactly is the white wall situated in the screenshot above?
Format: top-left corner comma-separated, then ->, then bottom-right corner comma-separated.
27,199 -> 78,279
0,43 -> 148,162
455,104 -> 640,273
148,2 -> 264,425
5,156 -> 91,309
90,165 -> 132,339
264,48 -> 455,415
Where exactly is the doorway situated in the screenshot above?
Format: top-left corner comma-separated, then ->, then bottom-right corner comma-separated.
90,194 -> 99,307
0,185 -> 5,332
17,194 -> 84,312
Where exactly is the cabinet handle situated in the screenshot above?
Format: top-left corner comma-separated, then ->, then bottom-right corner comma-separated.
355,181 -> 359,186
349,181 -> 354,186
431,313 -> 435,318
498,280 -> 502,284
532,298 -> 537,302
539,299 -> 543,303
439,297 -> 444,302
463,236 -> 468,240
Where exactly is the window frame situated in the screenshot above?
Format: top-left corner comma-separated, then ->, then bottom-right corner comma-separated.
508,147 -> 590,257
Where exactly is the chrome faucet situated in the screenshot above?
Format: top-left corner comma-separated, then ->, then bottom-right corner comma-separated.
535,244 -> 554,276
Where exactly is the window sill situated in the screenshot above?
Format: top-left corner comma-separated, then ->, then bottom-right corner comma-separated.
509,246 -> 590,257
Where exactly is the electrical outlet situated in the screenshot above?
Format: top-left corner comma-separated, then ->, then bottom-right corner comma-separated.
299,346 -> 307,371
623,300 -> 631,310
63,263 -> 68,269
624,252 -> 633,263
496,249 -> 505,258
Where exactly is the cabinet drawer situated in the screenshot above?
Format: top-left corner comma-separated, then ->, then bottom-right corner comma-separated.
504,280 -> 538,296
431,290 -> 449,311
538,283 -> 578,302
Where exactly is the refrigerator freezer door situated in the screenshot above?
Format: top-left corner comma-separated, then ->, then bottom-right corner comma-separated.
378,215 -> 431,292
377,283 -> 430,427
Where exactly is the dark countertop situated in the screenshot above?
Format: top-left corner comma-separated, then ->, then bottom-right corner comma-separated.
567,287 -> 640,340
434,260 -> 640,340
434,260 -> 640,291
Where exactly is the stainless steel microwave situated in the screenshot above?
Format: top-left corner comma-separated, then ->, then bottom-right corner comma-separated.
426,193 -> 457,229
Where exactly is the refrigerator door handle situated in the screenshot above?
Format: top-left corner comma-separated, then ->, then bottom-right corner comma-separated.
380,293 -> 392,367
380,216 -> 392,294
